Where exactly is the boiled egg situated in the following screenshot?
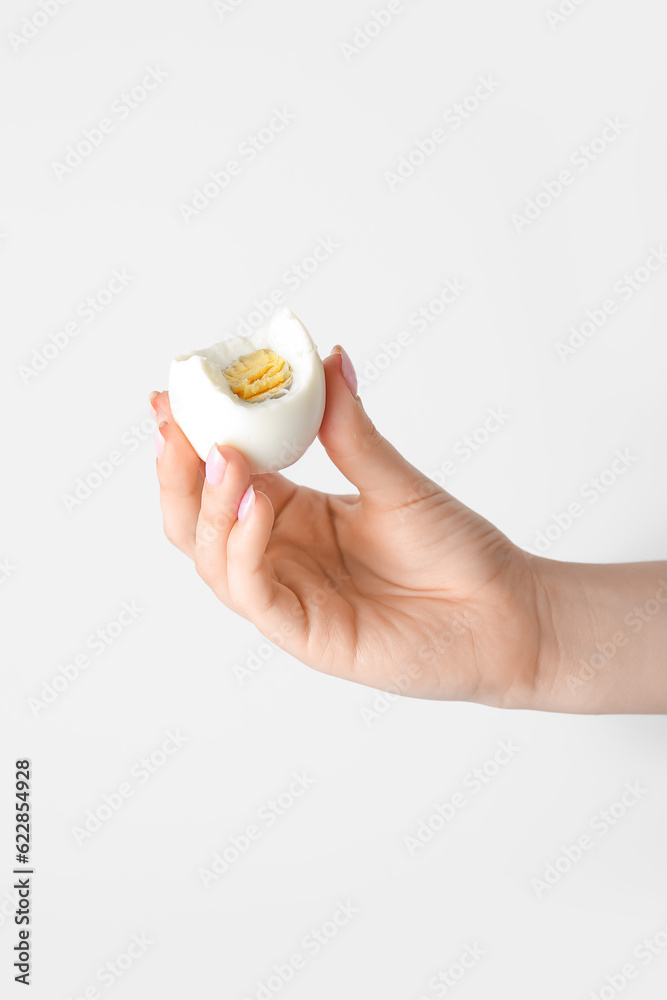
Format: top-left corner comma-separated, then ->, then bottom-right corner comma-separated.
168,308 -> 326,474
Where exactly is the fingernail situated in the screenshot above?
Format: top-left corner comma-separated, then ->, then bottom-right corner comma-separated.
149,391 -> 159,416
237,485 -> 255,523
332,345 -> 358,396
154,423 -> 165,460
206,445 -> 228,487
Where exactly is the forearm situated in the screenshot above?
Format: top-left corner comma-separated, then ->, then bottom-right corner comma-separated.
532,557 -> 666,713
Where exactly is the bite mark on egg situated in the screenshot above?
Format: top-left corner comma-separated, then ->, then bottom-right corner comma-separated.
168,307 -> 326,473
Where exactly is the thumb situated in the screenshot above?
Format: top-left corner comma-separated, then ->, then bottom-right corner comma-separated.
318,345 -> 432,507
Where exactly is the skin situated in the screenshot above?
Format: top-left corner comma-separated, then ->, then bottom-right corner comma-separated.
151,347 -> 666,714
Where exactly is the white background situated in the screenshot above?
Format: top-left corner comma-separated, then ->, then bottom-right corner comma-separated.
1,0 -> 666,997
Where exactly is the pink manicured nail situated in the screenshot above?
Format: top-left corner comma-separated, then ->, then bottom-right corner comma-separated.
149,391 -> 159,415
237,485 -> 255,523
206,445 -> 228,487
154,425 -> 165,460
332,345 -> 358,396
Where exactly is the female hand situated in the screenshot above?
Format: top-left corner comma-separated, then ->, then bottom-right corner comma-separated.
151,347 -> 666,714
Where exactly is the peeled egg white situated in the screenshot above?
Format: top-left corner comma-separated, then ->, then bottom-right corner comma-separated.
168,308 -> 326,474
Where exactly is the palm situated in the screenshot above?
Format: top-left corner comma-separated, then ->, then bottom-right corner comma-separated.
255,475 -> 541,707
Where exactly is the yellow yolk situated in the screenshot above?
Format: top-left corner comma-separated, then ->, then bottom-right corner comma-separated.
222,348 -> 293,403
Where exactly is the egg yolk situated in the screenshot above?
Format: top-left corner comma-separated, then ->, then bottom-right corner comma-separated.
222,348 -> 293,403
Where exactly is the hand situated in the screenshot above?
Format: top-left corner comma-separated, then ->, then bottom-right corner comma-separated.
151,346 -> 666,713
151,346 -> 545,709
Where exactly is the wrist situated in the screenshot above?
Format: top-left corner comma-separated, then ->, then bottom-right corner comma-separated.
527,554 -> 580,712
528,555 -> 667,714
